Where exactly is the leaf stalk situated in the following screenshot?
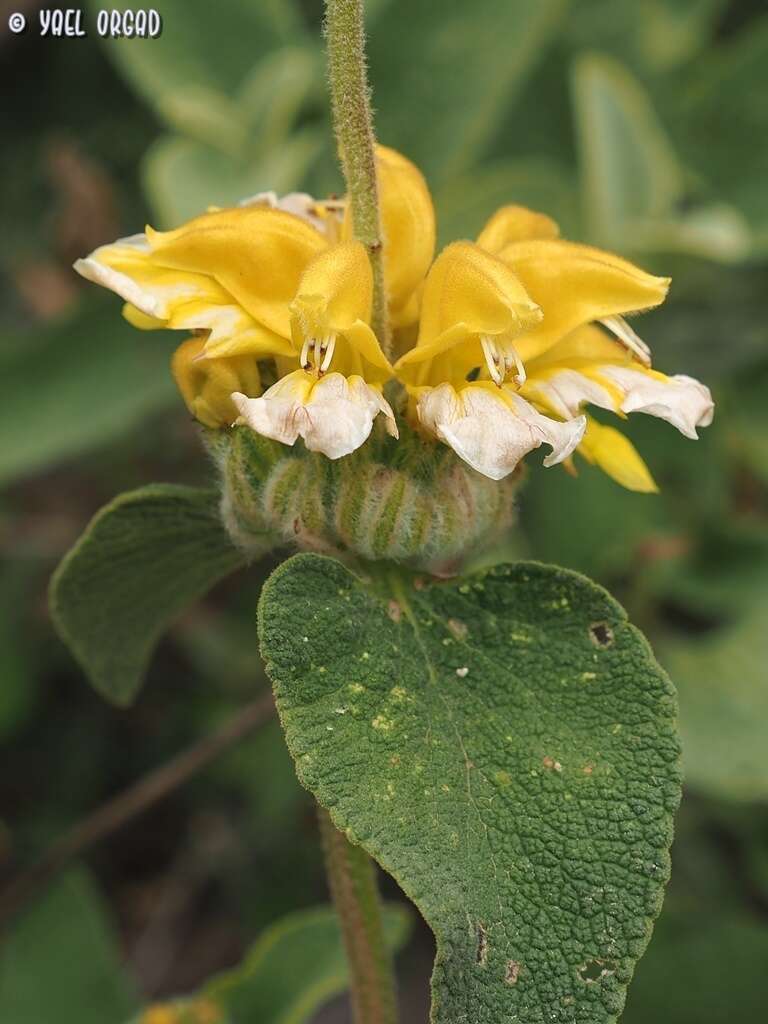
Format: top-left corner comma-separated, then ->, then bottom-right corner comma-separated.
317,807 -> 399,1024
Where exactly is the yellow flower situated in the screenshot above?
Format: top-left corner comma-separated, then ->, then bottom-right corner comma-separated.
394,240 -> 584,479
396,241 -> 542,387
233,241 -> 396,458
75,193 -> 395,459
171,335 -> 261,429
391,198 -> 711,484
343,145 -> 435,328
140,1006 -> 178,1024
139,997 -> 222,1024
73,146 -> 713,490
288,240 -> 392,383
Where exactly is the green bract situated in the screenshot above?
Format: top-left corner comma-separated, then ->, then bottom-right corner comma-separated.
207,425 -> 520,575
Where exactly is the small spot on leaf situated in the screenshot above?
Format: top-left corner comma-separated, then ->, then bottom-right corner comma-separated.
505,960 -> 521,985
456,666 -> 469,678
578,959 -> 615,983
448,618 -> 468,640
476,922 -> 488,965
589,622 -> 614,647
543,755 -> 562,772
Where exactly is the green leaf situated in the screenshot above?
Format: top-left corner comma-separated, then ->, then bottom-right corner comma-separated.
206,903 -> 411,1023
572,53 -> 683,241
237,46 -> 322,153
259,554 -> 681,1024
142,131 -> 322,227
435,158 -> 579,248
565,0 -> 727,74
50,484 -> 248,705
368,0 -> 566,183
677,18 -> 768,242
0,868 -> 137,1024
623,913 -> 768,1024
572,53 -> 750,261
659,605 -> 768,802
0,297 -> 176,487
91,0 -> 302,121
123,904 -> 410,1024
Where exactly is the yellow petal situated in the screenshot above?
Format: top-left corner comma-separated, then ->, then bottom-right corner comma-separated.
343,145 -> 436,327
396,241 -> 541,385
147,207 -> 327,339
290,241 -> 393,380
476,205 -> 559,254
123,303 -> 165,330
75,235 -> 230,322
76,229 -> 296,362
527,323 -> 628,370
171,335 -> 261,428
497,239 -> 670,361
578,417 -> 658,493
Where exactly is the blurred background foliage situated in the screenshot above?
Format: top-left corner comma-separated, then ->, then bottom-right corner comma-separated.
1,0 -> 767,1020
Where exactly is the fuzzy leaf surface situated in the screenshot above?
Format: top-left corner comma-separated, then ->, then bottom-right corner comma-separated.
259,554 -> 681,1024
50,484 -> 247,705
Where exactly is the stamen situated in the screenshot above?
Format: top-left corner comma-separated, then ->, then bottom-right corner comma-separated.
601,315 -> 652,367
320,333 -> 337,373
300,333 -> 337,375
480,335 -> 504,386
300,336 -> 312,369
480,335 -> 526,387
505,345 -> 527,387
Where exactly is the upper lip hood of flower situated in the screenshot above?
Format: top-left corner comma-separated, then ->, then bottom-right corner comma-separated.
289,240 -> 394,382
476,204 -> 560,253
395,241 -> 542,385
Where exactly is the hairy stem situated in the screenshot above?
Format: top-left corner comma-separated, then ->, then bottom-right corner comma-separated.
318,807 -> 399,1024
324,0 -> 391,354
